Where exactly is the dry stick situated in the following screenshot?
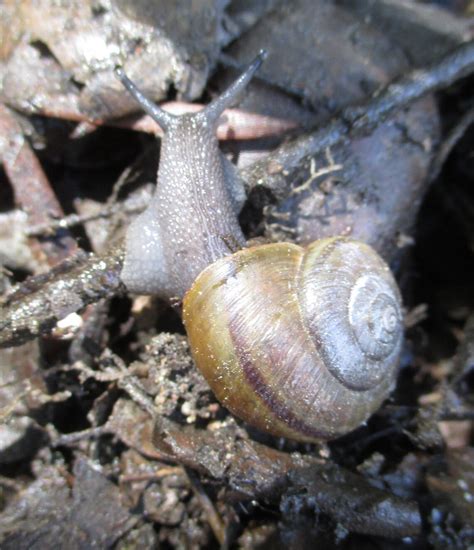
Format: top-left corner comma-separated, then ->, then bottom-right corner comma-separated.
25,198 -> 145,237
241,39 -> 474,196
0,244 -> 125,348
429,104 -> 474,181
32,102 -> 297,141
1,40 -> 474,349
120,467 -> 184,483
26,145 -> 153,238
0,104 -> 78,265
155,421 -> 422,538
51,426 -> 111,446
119,103 -> 298,140
185,467 -> 226,546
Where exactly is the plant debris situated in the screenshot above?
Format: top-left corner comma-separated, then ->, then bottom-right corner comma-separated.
0,1 -> 473,547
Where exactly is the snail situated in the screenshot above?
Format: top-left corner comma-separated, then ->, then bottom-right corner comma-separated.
116,51 -> 403,442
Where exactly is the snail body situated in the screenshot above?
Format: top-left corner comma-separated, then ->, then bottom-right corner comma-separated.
117,53 -> 403,442
117,55 -> 259,301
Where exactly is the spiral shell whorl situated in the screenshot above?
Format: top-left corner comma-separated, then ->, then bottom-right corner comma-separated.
300,238 -> 403,391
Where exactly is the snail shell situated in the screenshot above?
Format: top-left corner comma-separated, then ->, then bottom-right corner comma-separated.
183,236 -> 403,441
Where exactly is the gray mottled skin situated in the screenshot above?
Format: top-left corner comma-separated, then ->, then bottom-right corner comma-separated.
117,52 -> 266,300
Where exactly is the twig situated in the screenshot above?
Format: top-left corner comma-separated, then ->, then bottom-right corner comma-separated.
116,375 -> 157,419
101,350 -> 158,418
29,102 -> 297,141
120,467 -> 184,483
429,104 -> 474,181
26,193 -> 149,237
290,150 -> 343,196
154,420 -> 421,538
186,467 -> 226,546
343,41 -> 474,131
25,149 -> 150,246
51,426 -> 111,446
0,244 -> 125,348
0,104 -> 78,265
242,40 -> 474,196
